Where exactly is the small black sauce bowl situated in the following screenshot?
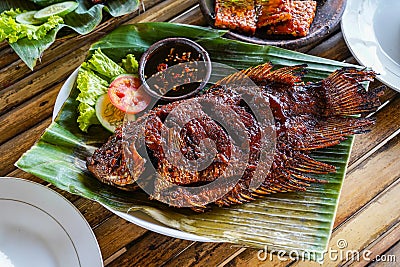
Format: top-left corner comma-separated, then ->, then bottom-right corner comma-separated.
138,37 -> 212,102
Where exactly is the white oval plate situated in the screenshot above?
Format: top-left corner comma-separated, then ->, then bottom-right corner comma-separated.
53,69 -> 214,243
341,0 -> 400,91
0,177 -> 103,267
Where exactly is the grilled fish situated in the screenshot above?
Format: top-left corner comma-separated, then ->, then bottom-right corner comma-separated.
87,63 -> 383,211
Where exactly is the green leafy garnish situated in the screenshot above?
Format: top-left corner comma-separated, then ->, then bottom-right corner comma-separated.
120,54 -> 139,74
83,49 -> 127,81
29,0 -> 67,6
0,0 -> 140,70
76,49 -> 140,132
76,68 -> 109,106
0,8 -> 63,43
77,102 -> 99,132
75,67 -> 108,132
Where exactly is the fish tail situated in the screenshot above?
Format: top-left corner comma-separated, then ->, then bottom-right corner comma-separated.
320,68 -> 384,116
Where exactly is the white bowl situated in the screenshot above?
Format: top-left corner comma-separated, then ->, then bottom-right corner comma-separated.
0,177 -> 103,267
341,0 -> 400,91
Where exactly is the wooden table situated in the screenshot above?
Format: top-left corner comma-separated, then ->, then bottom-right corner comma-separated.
1,1 -> 399,266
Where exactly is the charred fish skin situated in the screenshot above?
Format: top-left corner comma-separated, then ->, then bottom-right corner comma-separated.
86,64 -> 384,211
86,128 -> 140,191
144,100 -> 233,186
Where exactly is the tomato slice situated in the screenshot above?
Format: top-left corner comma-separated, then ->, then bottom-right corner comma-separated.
108,75 -> 151,114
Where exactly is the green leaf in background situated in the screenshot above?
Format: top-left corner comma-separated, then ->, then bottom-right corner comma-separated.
16,22 -> 358,262
30,0 -> 67,6
0,0 -> 139,70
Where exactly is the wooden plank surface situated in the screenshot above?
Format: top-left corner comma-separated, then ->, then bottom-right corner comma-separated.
1,118 -> 51,176
293,177 -> 400,267
162,242 -> 242,266
0,84 -> 60,144
369,241 -> 400,267
352,223 -> 400,267
107,232 -> 193,266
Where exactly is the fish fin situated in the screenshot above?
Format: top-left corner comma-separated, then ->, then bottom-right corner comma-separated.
289,152 -> 336,174
320,68 -> 384,116
260,64 -> 308,85
287,116 -> 375,150
213,62 -> 274,87
213,63 -> 307,88
291,172 -> 328,184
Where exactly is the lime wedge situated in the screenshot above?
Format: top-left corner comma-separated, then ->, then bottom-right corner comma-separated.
16,11 -> 43,25
34,1 -> 79,20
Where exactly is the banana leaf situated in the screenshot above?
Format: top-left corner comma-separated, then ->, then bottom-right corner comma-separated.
0,0 -> 139,70
16,22 -> 357,262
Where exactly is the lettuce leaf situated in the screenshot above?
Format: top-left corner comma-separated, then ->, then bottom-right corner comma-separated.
77,102 -> 99,132
0,9 -> 63,43
0,0 -> 140,70
76,67 -> 109,106
120,54 -> 139,74
75,67 -> 108,132
83,49 -> 126,81
76,48 -> 141,132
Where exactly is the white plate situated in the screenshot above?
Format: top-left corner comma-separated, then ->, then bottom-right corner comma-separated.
53,69 -> 214,243
341,0 -> 400,91
0,177 -> 103,267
